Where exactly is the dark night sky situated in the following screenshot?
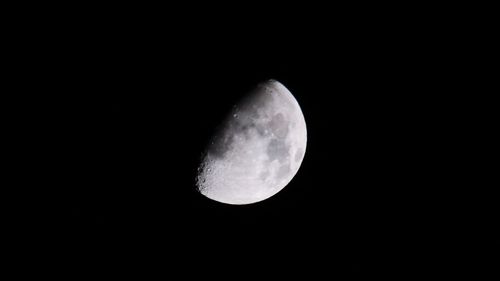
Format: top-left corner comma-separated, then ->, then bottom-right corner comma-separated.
23,3 -> 497,277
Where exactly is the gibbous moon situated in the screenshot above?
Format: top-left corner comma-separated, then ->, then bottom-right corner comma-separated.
196,80 -> 307,205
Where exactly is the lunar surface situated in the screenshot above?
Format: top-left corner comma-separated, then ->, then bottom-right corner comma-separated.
196,80 -> 307,205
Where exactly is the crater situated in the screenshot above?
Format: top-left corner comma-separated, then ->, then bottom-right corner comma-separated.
255,121 -> 271,137
208,126 -> 235,159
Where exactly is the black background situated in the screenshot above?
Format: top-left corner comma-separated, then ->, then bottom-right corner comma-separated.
19,3 -> 498,277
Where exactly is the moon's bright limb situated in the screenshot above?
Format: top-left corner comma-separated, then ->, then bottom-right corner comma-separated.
196,80 -> 307,205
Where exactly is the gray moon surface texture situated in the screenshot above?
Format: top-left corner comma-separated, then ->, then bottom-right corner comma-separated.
196,80 -> 307,205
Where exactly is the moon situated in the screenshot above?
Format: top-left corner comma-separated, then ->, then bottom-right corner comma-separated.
196,79 -> 307,205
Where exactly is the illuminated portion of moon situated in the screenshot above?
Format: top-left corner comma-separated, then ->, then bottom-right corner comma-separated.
196,80 -> 307,205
